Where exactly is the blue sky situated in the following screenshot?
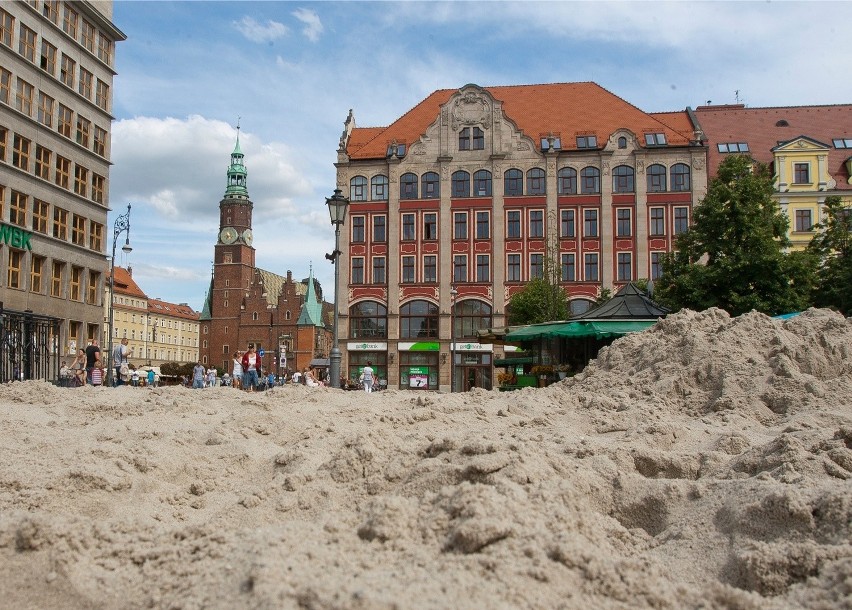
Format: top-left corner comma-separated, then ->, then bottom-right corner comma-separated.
108,0 -> 852,310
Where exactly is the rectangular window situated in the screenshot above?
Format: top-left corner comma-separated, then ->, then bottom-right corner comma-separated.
35,145 -> 51,180
0,8 -> 13,48
584,209 -> 599,237
475,211 -> 489,239
793,163 -> 810,184
795,209 -> 813,232
649,207 -> 665,236
617,252 -> 632,281
32,199 -> 49,233
0,68 -> 10,103
55,155 -> 70,188
576,135 -> 597,149
616,208 -> 632,237
72,214 -> 86,246
0,127 -> 5,162
644,133 -> 667,146
423,212 -> 437,240
74,165 -> 88,197
30,255 -> 45,292
476,254 -> 490,282
70,266 -> 82,301
372,215 -> 386,243
402,213 -> 415,240
372,257 -> 386,284
561,253 -> 575,282
78,68 -> 93,99
76,116 -> 91,147
15,78 -> 34,115
507,254 -> 521,282
832,138 -> 852,149
473,127 -> 484,150
10,190 -> 27,226
51,261 -> 64,297
40,39 -> 57,74
95,80 -> 109,111
560,209 -> 575,238
401,256 -> 415,283
530,253 -> 544,279
459,127 -> 470,150
89,221 -> 103,251
12,134 -> 30,171
584,253 -> 599,281
60,54 -> 75,88
93,125 -> 107,156
352,216 -> 365,242
453,255 -> 467,283
507,210 -> 521,239
717,142 -> 749,153
81,20 -> 95,52
86,271 -> 99,305
37,92 -> 54,127
19,24 -> 36,62
423,255 -> 436,283
97,32 -> 114,65
454,212 -> 467,239
351,257 -> 364,284
529,210 -> 544,238
53,207 -> 68,240
58,104 -> 72,138
674,207 -> 689,234
63,5 -> 78,38
650,252 -> 663,281
42,1 -> 59,23
7,250 -> 22,289
91,173 -> 104,204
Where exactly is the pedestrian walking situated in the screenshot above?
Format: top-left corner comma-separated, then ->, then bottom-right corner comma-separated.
241,345 -> 261,392
192,362 -> 205,389
360,361 -> 375,393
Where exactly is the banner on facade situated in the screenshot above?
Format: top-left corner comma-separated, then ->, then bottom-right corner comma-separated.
347,342 -> 388,351
450,342 -> 493,352
397,342 -> 439,352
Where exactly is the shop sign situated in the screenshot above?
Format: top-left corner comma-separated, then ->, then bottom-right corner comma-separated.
408,366 -> 429,388
0,223 -> 34,250
451,342 -> 492,352
397,341 -> 440,352
347,342 -> 388,351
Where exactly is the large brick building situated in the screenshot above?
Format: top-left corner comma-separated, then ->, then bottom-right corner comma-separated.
199,134 -> 332,376
335,82 -> 709,391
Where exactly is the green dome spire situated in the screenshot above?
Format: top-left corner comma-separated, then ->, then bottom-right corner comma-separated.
224,123 -> 248,199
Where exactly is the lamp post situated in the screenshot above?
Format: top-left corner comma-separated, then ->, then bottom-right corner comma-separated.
450,287 -> 458,392
326,188 -> 349,389
107,204 -> 132,387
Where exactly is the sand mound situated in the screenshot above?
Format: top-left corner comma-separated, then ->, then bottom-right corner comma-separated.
1,308 -> 850,609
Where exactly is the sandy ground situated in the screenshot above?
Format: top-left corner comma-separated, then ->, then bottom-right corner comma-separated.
0,307 -> 850,610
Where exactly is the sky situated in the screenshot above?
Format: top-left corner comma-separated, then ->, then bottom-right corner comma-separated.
108,0 -> 852,311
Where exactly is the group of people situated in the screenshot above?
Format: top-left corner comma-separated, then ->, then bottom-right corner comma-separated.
58,338 -> 158,388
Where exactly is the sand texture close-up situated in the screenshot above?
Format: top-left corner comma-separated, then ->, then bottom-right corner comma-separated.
1,307 -> 850,609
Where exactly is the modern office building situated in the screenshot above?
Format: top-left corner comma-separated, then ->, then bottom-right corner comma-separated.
199,134 -> 333,376
0,1 -> 124,378
335,82 -> 708,391
693,103 -> 852,250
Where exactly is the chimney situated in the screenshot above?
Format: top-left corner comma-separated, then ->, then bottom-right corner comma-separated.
127,266 -> 132,276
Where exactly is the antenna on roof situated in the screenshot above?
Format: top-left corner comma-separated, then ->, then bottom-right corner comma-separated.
735,90 -> 741,104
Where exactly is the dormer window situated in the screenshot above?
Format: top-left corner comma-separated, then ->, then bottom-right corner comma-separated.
644,133 -> 667,146
618,136 -> 627,149
832,138 -> 852,149
717,142 -> 749,153
576,135 -> 597,149
459,127 -> 484,151
541,135 -> 562,151
793,162 -> 810,184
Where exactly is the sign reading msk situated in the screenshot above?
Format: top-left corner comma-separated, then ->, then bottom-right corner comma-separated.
0,224 -> 34,250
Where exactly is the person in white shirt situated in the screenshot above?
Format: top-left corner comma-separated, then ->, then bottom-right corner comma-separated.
360,361 -> 375,393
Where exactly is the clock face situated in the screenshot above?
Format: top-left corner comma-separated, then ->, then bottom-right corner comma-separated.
242,229 -> 253,246
219,227 -> 238,244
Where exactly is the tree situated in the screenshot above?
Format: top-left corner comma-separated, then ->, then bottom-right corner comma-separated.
654,154 -> 812,316
807,195 -> 852,314
507,230 -> 569,324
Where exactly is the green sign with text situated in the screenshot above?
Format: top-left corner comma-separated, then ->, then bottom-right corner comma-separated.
0,224 -> 33,251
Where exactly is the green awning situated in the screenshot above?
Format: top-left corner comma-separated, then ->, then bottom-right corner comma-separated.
493,356 -> 534,367
505,320 -> 656,341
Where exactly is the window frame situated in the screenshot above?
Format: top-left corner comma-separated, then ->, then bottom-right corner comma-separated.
453,211 -> 468,240
475,211 -> 490,239
561,253 -> 575,282
370,174 -> 388,201
584,253 -> 599,281
349,175 -> 367,201
451,171 -> 470,198
649,207 -> 665,236
529,210 -> 544,238
506,210 -> 521,239
647,164 -> 667,192
421,172 -> 440,199
583,209 -> 599,238
453,254 -> 467,283
351,257 -> 365,284
504,168 -> 523,196
612,165 -> 635,193
472,169 -> 492,197
616,208 -> 632,237
670,163 -> 691,192
557,167 -> 577,195
475,254 -> 490,283
507,253 -> 521,282
401,255 -> 415,284
527,167 -> 546,195
400,172 -> 418,200
401,213 -> 415,241
580,167 -> 600,194
351,215 -> 365,243
617,252 -> 633,282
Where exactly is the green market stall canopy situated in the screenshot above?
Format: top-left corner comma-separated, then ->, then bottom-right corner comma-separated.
504,319 -> 656,342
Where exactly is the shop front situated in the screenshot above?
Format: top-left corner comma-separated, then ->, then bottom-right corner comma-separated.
346,341 -> 388,389
452,342 -> 493,392
398,341 -> 440,390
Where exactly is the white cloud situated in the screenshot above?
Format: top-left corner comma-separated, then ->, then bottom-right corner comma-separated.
233,16 -> 289,43
292,8 -> 323,42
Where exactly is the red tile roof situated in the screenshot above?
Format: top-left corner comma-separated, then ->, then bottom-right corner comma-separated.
694,104 -> 852,191
148,298 -> 200,321
347,82 -> 697,160
110,266 -> 147,299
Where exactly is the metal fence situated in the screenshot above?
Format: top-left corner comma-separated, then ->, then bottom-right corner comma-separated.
0,304 -> 61,383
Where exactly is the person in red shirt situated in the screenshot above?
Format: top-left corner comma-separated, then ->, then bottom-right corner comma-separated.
241,344 -> 262,392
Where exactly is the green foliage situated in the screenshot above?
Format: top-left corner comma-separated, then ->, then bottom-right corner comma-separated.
507,277 -> 569,325
160,361 -> 194,378
806,195 -> 852,314
595,288 -> 612,306
654,155 -> 812,316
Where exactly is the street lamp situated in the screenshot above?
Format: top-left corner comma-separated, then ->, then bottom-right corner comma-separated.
326,188 -> 349,389
107,204 -> 132,386
450,287 -> 458,392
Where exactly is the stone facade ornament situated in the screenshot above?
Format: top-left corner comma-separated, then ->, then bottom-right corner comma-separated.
451,91 -> 491,131
692,156 -> 705,170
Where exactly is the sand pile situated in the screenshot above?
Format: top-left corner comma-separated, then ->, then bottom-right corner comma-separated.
0,308 -> 850,609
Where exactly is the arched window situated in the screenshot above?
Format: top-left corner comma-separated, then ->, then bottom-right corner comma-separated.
671,163 -> 691,192
504,169 -> 523,196
400,173 -> 418,199
570,298 -> 595,316
400,300 -> 438,339
580,167 -> 600,194
647,164 -> 667,192
618,136 -> 627,149
557,167 -> 577,195
349,300 -> 387,339
451,171 -> 470,198
371,175 -> 388,201
350,175 -> 367,201
453,299 -> 492,340
473,170 -> 492,196
421,172 -> 440,199
527,168 -> 546,195
612,165 -> 634,193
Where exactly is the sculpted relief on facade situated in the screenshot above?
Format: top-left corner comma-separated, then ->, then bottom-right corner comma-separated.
450,91 -> 492,131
